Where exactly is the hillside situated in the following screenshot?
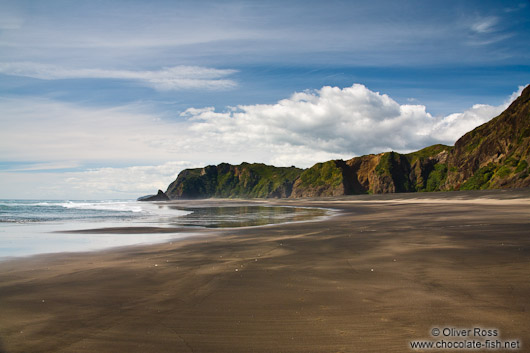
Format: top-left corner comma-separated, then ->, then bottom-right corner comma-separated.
162,85 -> 530,199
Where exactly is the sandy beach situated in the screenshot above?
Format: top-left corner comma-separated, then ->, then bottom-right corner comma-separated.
1,189 -> 529,353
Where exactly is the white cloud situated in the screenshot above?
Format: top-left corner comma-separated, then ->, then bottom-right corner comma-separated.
64,162 -> 196,196
183,84 -> 524,162
0,63 -> 237,90
430,104 -> 504,142
0,161 -> 196,199
430,85 -> 526,142
0,98 -> 181,163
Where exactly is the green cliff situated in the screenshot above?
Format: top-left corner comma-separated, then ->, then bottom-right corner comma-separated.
162,85 -> 530,199
289,146 -> 452,197
166,163 -> 302,199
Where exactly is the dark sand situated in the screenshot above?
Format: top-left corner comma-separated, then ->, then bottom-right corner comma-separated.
1,189 -> 529,353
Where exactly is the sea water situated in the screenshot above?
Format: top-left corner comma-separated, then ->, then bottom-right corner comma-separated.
0,200 -> 328,259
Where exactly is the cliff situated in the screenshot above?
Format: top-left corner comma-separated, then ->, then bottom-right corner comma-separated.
166,163 -> 302,199
443,85 -> 530,190
161,85 -> 530,199
289,145 -> 452,197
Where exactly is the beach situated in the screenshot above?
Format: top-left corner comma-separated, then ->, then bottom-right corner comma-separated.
0,189 -> 529,353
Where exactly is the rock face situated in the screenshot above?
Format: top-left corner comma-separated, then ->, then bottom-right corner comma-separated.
137,190 -> 170,201
158,85 -> 530,199
443,85 -> 530,190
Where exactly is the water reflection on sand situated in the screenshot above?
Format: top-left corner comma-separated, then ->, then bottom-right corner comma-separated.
164,205 -> 328,228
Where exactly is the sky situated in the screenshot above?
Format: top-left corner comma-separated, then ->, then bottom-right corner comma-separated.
1,0 -> 529,199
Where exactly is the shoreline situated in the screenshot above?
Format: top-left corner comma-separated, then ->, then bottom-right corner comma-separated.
0,202 -> 333,260
1,188 -> 529,352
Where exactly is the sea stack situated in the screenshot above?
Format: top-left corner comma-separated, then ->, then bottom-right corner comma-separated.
137,189 -> 170,202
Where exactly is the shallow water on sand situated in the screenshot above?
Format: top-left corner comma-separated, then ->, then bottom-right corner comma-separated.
0,200 -> 330,259
165,205 -> 327,228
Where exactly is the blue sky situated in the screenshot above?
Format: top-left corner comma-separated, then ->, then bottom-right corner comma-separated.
1,0 -> 529,199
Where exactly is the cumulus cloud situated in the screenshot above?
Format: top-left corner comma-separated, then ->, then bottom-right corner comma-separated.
182,84 -> 524,164
0,62 -> 237,90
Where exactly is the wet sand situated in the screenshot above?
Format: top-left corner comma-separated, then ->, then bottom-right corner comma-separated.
0,189 -> 529,353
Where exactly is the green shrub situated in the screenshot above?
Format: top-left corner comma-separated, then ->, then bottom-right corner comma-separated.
518,127 -> 530,143
504,156 -> 519,167
425,164 -> 448,192
405,144 -> 452,164
515,160 -> 528,173
375,152 -> 395,176
460,164 -> 497,190
495,165 -> 512,178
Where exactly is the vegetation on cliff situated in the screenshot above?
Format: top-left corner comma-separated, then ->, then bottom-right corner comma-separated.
405,145 -> 452,192
166,163 -> 302,199
290,160 -> 346,197
373,151 -> 413,193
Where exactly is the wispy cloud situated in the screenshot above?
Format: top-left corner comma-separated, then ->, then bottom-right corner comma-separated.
3,161 -> 82,172
504,3 -> 527,13
0,63 -> 238,90
471,17 -> 499,33
63,161 -> 196,196
2,1 -> 528,70
465,16 -> 515,47
0,161 -> 196,199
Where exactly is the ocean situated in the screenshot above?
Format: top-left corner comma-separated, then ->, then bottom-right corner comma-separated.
0,200 -> 328,259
